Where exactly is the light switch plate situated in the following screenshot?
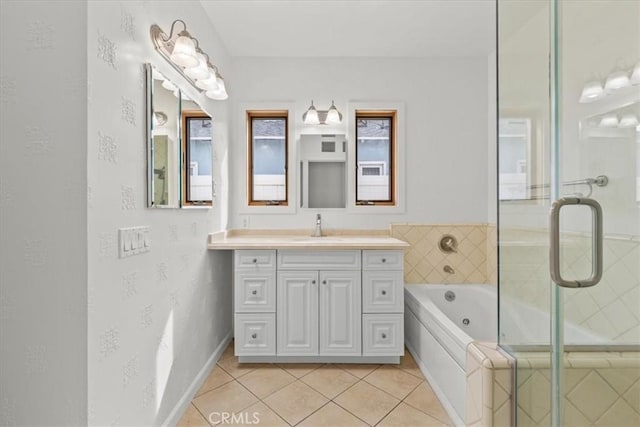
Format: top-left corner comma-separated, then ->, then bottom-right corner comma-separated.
119,226 -> 150,258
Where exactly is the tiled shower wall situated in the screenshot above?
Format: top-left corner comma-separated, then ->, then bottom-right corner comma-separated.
390,224 -> 497,285
500,227 -> 640,343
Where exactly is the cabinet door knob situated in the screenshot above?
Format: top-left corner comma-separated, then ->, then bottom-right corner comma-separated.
322,280 -> 327,285
252,258 -> 257,263
381,333 -> 387,339
251,290 -> 257,295
382,258 -> 387,263
381,290 -> 387,295
251,333 -> 257,339
312,280 -> 316,284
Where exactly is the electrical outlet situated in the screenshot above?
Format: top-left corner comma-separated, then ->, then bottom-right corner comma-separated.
241,216 -> 250,229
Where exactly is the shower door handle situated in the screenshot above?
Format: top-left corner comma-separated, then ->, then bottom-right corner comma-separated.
549,197 -> 603,288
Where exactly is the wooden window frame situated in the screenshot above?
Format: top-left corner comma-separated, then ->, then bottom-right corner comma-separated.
181,110 -> 213,206
247,110 -> 289,206
355,110 -> 397,206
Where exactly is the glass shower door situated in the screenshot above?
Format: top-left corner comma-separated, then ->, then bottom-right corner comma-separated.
551,1 -> 640,425
498,0 -> 640,426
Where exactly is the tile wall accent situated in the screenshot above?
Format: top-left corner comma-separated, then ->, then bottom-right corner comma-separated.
500,227 -> 640,343
465,342 -> 514,427
466,343 -> 639,427
390,224 -> 496,285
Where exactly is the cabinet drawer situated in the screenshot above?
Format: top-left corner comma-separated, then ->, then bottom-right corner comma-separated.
362,250 -> 403,270
235,250 -> 276,270
234,313 -> 276,356
363,314 -> 404,356
362,271 -> 404,313
235,271 -> 276,312
277,250 -> 361,270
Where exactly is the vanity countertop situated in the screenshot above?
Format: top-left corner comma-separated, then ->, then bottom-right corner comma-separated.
208,229 -> 409,250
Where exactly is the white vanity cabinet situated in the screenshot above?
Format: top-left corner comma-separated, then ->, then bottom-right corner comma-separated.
232,248 -> 404,363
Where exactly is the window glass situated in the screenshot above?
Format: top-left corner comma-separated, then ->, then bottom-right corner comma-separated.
248,113 -> 288,205
356,115 -> 393,203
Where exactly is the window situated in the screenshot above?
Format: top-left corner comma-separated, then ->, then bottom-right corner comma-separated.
247,111 -> 288,205
355,111 -> 396,205
499,117 -> 535,201
182,110 -> 213,206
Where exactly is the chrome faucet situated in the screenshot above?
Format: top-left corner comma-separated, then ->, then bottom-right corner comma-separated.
313,213 -> 323,237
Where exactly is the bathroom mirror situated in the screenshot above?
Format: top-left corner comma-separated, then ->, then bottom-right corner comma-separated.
146,63 -> 181,208
181,98 -> 213,206
299,134 -> 347,209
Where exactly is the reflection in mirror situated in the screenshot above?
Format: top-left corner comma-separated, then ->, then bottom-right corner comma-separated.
181,101 -> 213,206
146,63 -> 180,208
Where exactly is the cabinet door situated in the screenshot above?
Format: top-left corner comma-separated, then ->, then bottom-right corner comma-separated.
277,271 -> 318,355
319,270 -> 361,355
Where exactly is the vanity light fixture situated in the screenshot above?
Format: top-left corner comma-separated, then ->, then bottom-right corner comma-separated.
150,19 -> 228,101
579,61 -> 640,103
599,114 -> 619,128
579,80 -> 604,103
619,113 -> 639,128
302,100 -> 342,125
604,70 -> 631,93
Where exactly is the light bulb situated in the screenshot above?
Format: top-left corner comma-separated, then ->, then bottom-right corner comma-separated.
303,101 -> 320,125
604,71 -> 631,93
170,33 -> 198,68
619,113 -> 639,128
599,114 -> 619,128
579,80 -> 604,103
185,53 -> 209,80
325,101 -> 342,124
195,69 -> 219,91
206,79 -> 228,100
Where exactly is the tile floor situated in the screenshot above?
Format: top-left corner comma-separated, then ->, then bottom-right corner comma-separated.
177,341 -> 453,426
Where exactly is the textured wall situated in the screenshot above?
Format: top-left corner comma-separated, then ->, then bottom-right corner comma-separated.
0,1 -> 89,425
86,1 -> 234,425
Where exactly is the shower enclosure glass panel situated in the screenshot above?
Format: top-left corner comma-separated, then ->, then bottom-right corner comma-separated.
498,1 -> 639,426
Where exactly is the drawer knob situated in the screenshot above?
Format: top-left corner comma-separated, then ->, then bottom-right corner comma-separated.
251,290 -> 257,295
251,333 -> 257,339
381,333 -> 387,339
252,258 -> 258,263
322,280 -> 327,285
381,290 -> 387,295
312,280 -> 316,284
382,258 -> 387,263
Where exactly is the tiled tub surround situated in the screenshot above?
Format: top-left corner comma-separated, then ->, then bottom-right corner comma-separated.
390,224 -> 497,285
500,227 -> 640,344
466,344 -> 640,427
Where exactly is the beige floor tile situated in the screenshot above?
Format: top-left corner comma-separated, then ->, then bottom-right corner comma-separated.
396,350 -> 424,379
220,341 -> 235,361
263,381 -> 328,425
193,381 -> 258,420
335,364 -> 380,379
298,402 -> 368,427
378,402 -> 446,426
364,366 -> 423,400
176,404 -> 209,427
300,365 -> 359,399
196,365 -> 234,397
234,401 -> 288,427
403,382 -> 452,424
277,363 -> 324,378
334,380 -> 400,426
236,366 -> 296,399
217,357 -> 269,379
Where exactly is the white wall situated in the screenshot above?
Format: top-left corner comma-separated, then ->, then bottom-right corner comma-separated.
86,1 -> 234,425
229,57 -> 490,230
0,1 -> 88,425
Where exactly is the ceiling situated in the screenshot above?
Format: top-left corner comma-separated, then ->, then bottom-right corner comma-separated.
199,0 -> 496,58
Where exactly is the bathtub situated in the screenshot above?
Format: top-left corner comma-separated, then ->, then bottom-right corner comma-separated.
404,284 -> 604,426
404,284 -> 496,426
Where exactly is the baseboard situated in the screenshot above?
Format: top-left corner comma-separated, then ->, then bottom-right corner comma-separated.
162,330 -> 233,427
